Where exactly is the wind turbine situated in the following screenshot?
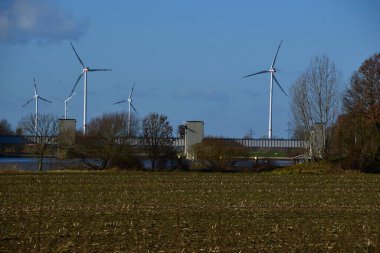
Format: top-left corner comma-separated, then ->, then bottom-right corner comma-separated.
53,92 -> 77,119
69,42 -> 112,134
113,83 -> 138,136
243,39 -> 287,139
22,78 -> 52,132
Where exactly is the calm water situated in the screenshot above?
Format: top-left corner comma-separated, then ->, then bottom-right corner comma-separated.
0,157 -> 87,171
0,157 -> 42,163
0,157 -> 296,171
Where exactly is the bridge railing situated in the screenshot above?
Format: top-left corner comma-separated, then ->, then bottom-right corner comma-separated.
1,135 -> 308,149
229,138 -> 309,148
0,135 -> 57,145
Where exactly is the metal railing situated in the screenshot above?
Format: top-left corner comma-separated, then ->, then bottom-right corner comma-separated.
229,138 -> 309,148
1,135 -> 307,149
0,135 -> 57,145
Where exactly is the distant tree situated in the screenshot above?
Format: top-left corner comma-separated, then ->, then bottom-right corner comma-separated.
140,113 -> 174,171
0,119 -> 13,135
19,113 -> 58,171
75,112 -> 140,169
332,53 -> 380,171
343,53 -> 380,129
0,119 -> 14,153
192,138 -> 249,171
290,55 -> 340,158
242,128 -> 254,139
329,114 -> 358,166
15,127 -> 23,135
127,113 -> 140,137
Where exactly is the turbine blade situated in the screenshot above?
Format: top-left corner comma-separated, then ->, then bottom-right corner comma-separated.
271,39 -> 283,69
70,72 -> 84,96
113,100 -> 127,105
89,68 -> 113,72
273,74 -> 287,96
39,96 -> 53,103
22,98 -> 34,107
33,78 -> 38,95
70,42 -> 85,68
243,70 -> 270,78
66,92 -> 77,102
129,82 -> 136,99
130,103 -> 139,115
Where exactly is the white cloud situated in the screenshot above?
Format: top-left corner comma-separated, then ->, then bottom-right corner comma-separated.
0,0 -> 88,43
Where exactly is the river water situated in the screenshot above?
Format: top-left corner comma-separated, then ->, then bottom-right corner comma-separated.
0,157 -> 296,171
0,157 -> 88,171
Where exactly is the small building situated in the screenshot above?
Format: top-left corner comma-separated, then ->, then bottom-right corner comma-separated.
57,119 -> 76,158
310,122 -> 325,159
184,121 -> 204,159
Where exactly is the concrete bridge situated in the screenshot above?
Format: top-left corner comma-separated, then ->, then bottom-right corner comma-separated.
0,135 -> 308,149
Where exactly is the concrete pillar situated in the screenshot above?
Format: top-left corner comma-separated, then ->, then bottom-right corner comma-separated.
184,121 -> 204,159
58,119 -> 76,158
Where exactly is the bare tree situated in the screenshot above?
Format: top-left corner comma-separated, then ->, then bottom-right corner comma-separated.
343,53 -> 380,128
0,119 -> 13,135
125,112 -> 140,138
75,112 -> 140,169
140,113 -> 174,171
0,119 -> 14,153
290,73 -> 311,139
19,113 -> 58,171
290,55 -> 340,158
335,53 -> 380,171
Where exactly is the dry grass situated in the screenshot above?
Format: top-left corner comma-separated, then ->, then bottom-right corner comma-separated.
1,172 -> 380,252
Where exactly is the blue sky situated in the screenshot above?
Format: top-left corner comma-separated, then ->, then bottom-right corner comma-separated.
0,0 -> 379,138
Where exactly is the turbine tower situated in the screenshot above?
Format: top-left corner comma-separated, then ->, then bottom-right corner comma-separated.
22,78 -> 52,132
69,42 -> 112,134
63,92 -> 76,119
113,83 -> 138,136
54,92 -> 77,119
243,39 -> 287,139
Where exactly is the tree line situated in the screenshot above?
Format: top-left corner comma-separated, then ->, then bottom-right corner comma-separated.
289,53 -> 380,172
1,53 -> 379,172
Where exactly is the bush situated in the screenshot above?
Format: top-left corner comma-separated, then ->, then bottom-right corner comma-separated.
191,138 -> 249,171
